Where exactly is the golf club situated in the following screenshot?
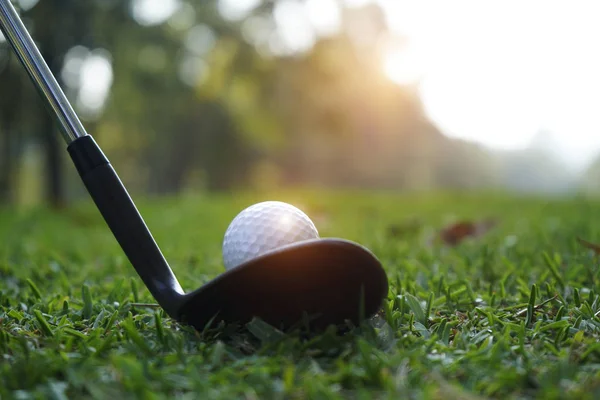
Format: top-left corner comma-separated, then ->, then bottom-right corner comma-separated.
0,0 -> 389,331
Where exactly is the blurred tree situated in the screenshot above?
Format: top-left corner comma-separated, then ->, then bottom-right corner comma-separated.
99,0 -> 262,193
2,0 -> 99,207
1,0 -> 571,205
261,34 -> 450,189
432,139 -> 501,189
497,148 -> 575,194
0,0 -> 259,202
0,50 -> 22,203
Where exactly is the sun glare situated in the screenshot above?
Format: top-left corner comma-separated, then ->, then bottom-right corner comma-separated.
382,44 -> 423,86
376,0 -> 600,169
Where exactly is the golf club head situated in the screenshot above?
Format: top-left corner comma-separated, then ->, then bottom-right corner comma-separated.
176,238 -> 389,332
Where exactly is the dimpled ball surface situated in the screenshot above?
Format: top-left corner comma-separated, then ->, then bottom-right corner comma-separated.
222,201 -> 319,270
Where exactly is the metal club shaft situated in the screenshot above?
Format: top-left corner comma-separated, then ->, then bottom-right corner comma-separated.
0,0 -> 86,144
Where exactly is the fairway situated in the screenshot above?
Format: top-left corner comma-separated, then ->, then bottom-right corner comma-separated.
2,191 -> 600,399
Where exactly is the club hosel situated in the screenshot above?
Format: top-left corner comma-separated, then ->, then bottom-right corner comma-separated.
67,135 -> 185,316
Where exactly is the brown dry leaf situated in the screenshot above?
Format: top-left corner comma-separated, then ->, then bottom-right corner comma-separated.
576,237 -> 600,255
439,219 -> 496,246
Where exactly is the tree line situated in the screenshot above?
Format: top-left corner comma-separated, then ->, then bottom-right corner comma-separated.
0,0 -> 588,207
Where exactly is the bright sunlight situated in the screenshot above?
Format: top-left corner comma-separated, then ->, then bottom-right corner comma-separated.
377,0 -> 600,170
382,41 -> 424,86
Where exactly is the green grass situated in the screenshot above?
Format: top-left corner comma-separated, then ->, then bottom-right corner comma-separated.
2,190 -> 600,399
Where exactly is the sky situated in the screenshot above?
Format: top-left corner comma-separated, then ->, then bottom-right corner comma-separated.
4,0 -> 598,171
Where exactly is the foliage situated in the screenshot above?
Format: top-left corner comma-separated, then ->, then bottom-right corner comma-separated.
0,0 -> 575,207
2,190 -> 600,398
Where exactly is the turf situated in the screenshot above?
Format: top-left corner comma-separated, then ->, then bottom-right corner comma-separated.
2,190 -> 600,399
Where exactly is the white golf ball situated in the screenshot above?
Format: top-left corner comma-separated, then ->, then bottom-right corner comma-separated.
222,201 -> 319,270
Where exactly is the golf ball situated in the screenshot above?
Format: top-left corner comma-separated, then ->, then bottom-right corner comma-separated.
222,201 -> 319,270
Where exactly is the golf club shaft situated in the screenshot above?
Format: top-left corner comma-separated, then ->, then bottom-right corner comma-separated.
0,0 -> 85,144
0,0 -> 186,317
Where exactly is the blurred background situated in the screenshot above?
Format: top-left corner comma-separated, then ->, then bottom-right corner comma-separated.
1,0 -> 600,208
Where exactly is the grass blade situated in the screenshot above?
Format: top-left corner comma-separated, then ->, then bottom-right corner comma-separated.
526,284 -> 536,326
82,284 -> 93,320
122,318 -> 153,356
33,309 -> 54,337
403,293 -> 427,326
26,279 -> 42,300
542,252 -> 565,290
